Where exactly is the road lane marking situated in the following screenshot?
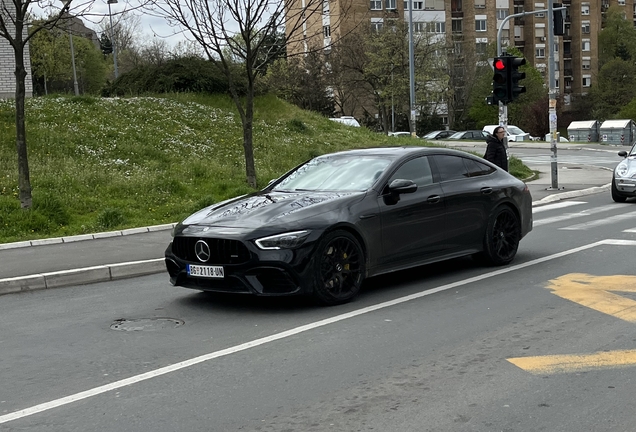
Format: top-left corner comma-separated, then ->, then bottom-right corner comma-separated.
508,350 -> 636,374
623,228 -> 636,233
2,239 -> 636,425
546,273 -> 636,323
533,204 -> 626,227
532,201 -> 586,214
560,210 -> 636,231
508,272 -> 636,374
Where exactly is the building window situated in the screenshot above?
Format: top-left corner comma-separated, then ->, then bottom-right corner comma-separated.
452,18 -> 463,33
582,21 -> 590,33
404,1 -> 424,10
371,19 -> 383,32
426,21 -> 445,33
583,75 -> 591,87
474,0 -> 485,8
413,22 -> 425,32
454,41 -> 462,55
442,116 -> 448,125
535,27 -> 545,38
385,0 -> 396,10
370,0 -> 382,10
535,11 -> 545,17
496,9 -> 508,20
582,39 -> 591,51
451,0 -> 462,11
476,42 -> 488,55
536,47 -> 546,58
618,0 -> 625,5
582,59 -> 591,69
475,20 -> 487,31
323,25 -> 331,37
581,4 -> 590,15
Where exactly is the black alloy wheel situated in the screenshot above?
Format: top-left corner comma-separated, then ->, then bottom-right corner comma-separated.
312,230 -> 365,305
480,206 -> 520,266
612,179 -> 627,203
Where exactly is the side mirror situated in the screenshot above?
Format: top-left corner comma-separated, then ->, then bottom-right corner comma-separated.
388,179 -> 418,195
618,151 -> 628,158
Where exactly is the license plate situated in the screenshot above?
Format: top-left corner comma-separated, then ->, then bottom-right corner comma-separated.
187,264 -> 224,278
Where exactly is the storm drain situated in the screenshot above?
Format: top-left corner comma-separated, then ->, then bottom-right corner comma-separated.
110,318 -> 185,331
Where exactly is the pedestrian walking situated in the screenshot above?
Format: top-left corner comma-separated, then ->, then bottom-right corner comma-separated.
484,126 -> 509,171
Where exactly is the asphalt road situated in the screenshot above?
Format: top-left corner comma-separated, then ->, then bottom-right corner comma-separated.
2,192 -> 636,431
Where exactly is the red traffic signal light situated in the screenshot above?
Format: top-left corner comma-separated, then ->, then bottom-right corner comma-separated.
494,58 -> 506,71
492,56 -> 510,104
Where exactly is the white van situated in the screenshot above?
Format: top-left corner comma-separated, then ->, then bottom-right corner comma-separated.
329,116 -> 361,127
483,125 -> 531,142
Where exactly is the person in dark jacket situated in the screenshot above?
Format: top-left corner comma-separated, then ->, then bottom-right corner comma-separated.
484,126 -> 509,171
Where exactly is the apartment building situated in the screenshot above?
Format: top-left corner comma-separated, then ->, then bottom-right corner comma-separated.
0,1 -> 33,99
286,0 -> 633,120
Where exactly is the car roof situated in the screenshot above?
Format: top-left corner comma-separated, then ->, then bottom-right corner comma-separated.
323,146 -> 471,158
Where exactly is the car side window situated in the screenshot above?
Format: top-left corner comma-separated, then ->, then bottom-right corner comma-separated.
388,156 -> 433,187
463,157 -> 496,177
432,155 -> 470,181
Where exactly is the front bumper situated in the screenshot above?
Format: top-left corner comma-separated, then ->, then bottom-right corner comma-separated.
614,178 -> 636,195
164,239 -> 317,297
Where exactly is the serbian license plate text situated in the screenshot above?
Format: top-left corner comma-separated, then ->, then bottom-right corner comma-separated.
187,264 -> 224,278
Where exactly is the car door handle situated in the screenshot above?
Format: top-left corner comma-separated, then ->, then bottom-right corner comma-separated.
480,187 -> 493,195
427,195 -> 441,203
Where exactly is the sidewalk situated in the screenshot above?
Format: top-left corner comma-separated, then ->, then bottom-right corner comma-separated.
0,142 -> 616,296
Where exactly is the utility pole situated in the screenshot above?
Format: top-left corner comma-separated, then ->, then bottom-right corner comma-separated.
407,0 -> 416,137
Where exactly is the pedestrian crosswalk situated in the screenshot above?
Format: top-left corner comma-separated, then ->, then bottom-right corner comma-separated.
533,200 -> 636,232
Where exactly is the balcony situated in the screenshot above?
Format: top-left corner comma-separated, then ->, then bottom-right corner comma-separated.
451,10 -> 463,17
514,0 -> 524,4
562,33 -> 572,41
562,51 -> 572,59
515,17 -> 525,25
563,68 -> 573,77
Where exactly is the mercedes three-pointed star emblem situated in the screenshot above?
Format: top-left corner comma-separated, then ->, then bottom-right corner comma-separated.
194,240 -> 211,262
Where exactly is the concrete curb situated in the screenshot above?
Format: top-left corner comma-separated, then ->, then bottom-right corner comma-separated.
532,183 -> 612,206
0,223 -> 176,251
0,259 -> 165,296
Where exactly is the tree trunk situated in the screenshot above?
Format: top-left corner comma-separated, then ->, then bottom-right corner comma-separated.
242,87 -> 257,188
14,31 -> 32,209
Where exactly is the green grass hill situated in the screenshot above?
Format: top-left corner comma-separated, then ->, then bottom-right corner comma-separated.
0,93 -> 532,244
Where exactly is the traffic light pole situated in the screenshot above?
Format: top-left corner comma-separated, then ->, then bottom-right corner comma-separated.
495,7 -> 566,177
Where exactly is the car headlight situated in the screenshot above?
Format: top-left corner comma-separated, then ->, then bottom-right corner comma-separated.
616,163 -> 629,178
255,231 -> 311,250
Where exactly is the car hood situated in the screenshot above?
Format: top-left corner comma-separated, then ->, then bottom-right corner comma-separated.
181,190 -> 365,229
615,155 -> 636,176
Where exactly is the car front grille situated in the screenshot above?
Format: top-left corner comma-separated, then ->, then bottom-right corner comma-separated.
172,237 -> 250,265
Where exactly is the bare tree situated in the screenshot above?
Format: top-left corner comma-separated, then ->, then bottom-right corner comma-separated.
148,0 -> 347,188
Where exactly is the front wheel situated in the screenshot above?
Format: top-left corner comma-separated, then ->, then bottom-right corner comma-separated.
478,206 -> 520,266
612,180 -> 627,203
312,230 -> 365,306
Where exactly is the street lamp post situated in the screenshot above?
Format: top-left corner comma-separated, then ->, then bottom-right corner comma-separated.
107,0 -> 119,79
61,0 -> 79,95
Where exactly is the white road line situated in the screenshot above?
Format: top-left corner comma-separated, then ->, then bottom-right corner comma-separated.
533,204 -> 627,227
561,210 -> 636,230
2,239 -> 636,425
532,201 -> 587,214
624,228 -> 636,233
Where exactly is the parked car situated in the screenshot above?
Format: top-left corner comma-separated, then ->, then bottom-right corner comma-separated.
329,116 -> 360,127
422,130 -> 457,140
165,147 -> 533,305
483,125 -> 531,142
611,142 -> 636,202
446,130 -> 489,140
544,133 -> 570,142
388,131 -> 416,138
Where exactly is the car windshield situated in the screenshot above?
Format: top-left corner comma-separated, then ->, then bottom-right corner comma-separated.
630,143 -> 636,156
272,155 -> 393,192
423,131 -> 440,139
449,132 -> 464,139
508,126 -> 524,135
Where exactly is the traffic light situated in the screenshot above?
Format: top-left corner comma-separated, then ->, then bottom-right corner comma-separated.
100,34 -> 113,55
510,57 -> 526,101
491,56 -> 510,104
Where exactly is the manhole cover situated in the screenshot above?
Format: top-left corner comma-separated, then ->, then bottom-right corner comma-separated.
110,318 -> 185,331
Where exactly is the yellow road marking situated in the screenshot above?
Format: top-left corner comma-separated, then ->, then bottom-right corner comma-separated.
508,350 -> 636,374
546,273 -> 636,323
508,274 -> 636,374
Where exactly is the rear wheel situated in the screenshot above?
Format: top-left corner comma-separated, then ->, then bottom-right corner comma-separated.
312,230 -> 365,305
478,206 -> 520,266
612,180 -> 627,203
